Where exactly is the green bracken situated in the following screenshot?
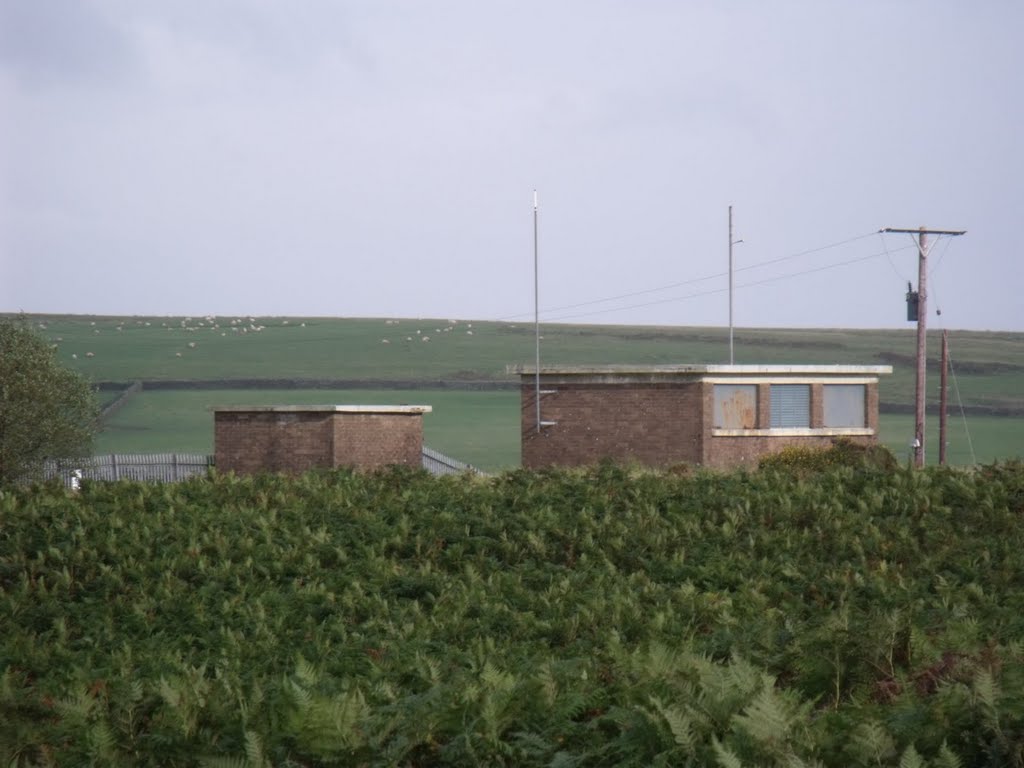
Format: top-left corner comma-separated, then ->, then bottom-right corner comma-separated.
2,462 -> 1024,766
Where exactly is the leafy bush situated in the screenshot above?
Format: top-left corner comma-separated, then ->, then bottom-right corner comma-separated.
0,316 -> 98,486
758,438 -> 898,474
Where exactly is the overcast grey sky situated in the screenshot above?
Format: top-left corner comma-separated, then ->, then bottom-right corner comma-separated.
1,1 -> 1021,330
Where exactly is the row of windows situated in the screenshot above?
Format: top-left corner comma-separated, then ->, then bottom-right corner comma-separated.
713,383 -> 867,430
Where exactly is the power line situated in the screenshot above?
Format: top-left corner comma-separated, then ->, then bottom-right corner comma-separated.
532,241 -> 917,323
495,230 -> 881,322
539,245 -> 910,323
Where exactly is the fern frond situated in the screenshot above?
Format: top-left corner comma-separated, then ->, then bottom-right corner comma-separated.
712,735 -> 745,768
849,720 -> 896,764
932,741 -> 964,768
972,668 -> 999,710
243,730 -> 268,767
731,685 -> 794,746
648,696 -> 694,751
198,758 -> 249,768
87,720 -> 116,762
782,755 -> 825,768
898,744 -> 925,768
293,654 -> 319,687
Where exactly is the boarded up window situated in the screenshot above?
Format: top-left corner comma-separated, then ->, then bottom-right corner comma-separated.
770,384 -> 810,428
823,384 -> 866,427
714,384 -> 757,428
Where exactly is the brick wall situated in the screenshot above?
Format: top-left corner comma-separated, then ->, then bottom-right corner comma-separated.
519,373 -> 884,471
215,411 -> 333,475
521,382 -> 703,469
214,407 -> 428,475
331,413 -> 423,471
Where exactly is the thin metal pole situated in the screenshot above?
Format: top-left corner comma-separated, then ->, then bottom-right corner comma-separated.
728,205 -> 734,365
939,329 -> 949,465
914,227 -> 928,468
534,190 -> 541,433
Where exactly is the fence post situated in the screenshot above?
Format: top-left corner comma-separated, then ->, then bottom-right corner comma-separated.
111,453 -> 118,481
172,453 -> 179,482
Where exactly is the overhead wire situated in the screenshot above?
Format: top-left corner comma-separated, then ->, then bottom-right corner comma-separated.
877,230 -> 912,283
945,338 -> 978,465
495,230 -> 882,322
537,241 -> 916,324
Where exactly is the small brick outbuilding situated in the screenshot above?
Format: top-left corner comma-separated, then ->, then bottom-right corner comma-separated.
512,364 -> 891,470
214,405 -> 431,475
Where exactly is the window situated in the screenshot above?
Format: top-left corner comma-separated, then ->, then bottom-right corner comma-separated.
713,384 -> 756,428
770,384 -> 810,428
823,384 -> 866,427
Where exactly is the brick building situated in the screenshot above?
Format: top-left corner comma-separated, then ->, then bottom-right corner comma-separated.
214,405 -> 431,475
512,365 -> 891,470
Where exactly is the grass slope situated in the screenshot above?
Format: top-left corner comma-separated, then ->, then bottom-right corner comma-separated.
16,314 -> 1024,466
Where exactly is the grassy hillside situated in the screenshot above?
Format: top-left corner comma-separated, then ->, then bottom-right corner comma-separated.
24,314 -> 1024,406
15,314 -> 1024,466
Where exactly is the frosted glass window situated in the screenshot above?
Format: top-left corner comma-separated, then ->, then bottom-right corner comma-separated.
824,384 -> 866,427
770,384 -> 810,428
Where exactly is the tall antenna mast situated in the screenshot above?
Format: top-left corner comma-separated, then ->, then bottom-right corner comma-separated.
533,190 -> 541,432
728,205 -> 743,364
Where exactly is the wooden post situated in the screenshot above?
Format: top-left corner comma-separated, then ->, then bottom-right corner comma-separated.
939,330 -> 949,465
914,228 -> 928,467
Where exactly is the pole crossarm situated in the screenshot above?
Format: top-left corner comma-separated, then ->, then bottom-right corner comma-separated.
879,228 -> 966,236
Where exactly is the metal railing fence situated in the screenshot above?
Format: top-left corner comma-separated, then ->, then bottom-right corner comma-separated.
40,446 -> 478,486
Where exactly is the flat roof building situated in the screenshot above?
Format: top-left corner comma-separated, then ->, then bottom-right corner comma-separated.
214,405 -> 432,475
511,364 -> 892,470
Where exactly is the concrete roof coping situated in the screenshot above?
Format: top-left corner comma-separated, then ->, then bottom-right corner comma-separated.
213,405 -> 432,414
507,364 -> 892,375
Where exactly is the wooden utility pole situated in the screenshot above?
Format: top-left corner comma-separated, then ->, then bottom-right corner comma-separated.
939,330 -> 949,465
880,226 -> 965,467
915,228 -> 928,467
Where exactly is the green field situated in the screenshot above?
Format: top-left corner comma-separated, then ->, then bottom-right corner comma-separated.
16,313 -> 1024,467
96,390 -> 1023,470
97,389 -> 523,471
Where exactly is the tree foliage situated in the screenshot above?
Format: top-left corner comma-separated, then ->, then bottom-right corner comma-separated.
0,315 -> 98,485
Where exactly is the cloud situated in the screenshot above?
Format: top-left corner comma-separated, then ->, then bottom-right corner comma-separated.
0,0 -> 134,87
